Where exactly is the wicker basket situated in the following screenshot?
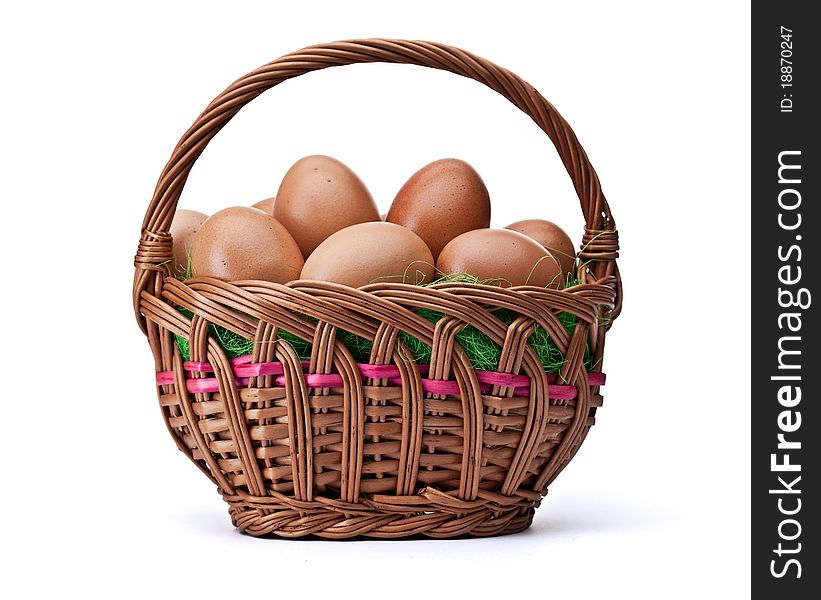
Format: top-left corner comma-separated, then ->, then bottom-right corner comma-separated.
133,39 -> 621,538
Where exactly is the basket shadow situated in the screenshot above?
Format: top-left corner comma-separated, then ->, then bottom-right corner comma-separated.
530,494 -> 671,535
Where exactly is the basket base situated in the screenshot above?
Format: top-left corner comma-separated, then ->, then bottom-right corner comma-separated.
224,495 -> 535,539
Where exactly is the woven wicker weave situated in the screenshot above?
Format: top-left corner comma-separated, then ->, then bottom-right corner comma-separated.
133,39 -> 621,538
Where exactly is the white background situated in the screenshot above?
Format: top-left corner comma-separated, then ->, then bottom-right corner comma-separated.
1,1 -> 750,598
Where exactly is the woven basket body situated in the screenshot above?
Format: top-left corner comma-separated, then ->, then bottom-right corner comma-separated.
134,39 -> 621,538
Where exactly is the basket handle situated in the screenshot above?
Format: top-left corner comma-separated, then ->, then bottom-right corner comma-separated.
134,39 -> 620,328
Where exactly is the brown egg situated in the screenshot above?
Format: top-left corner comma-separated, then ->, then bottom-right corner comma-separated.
436,228 -> 564,288
300,222 -> 435,288
505,219 -> 576,276
169,209 -> 209,277
274,155 -> 380,257
190,207 -> 303,283
252,197 -> 276,214
386,158 -> 491,258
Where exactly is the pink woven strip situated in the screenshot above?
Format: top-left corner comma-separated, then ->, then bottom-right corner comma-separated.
358,363 -> 402,378
156,359 -> 605,400
183,360 -> 212,372
475,371 -> 530,387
